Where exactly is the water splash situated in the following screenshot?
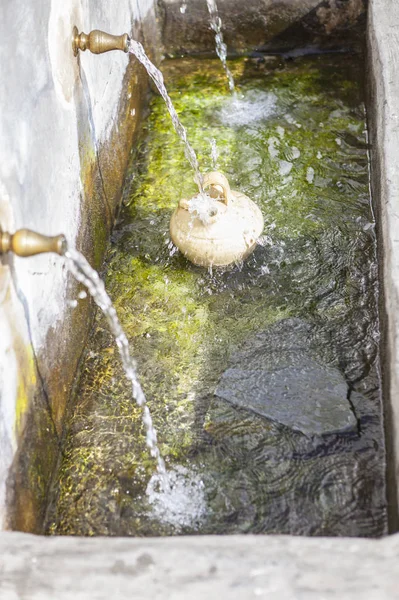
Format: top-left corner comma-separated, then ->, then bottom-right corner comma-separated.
65,248 -> 168,488
206,0 -> 235,93
210,138 -> 219,169
187,191 -> 220,225
128,39 -> 203,191
147,465 -> 207,530
279,160 -> 293,176
218,90 -> 277,127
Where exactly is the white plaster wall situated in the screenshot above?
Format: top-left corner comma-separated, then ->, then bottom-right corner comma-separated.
0,0 -> 157,529
81,0 -> 156,141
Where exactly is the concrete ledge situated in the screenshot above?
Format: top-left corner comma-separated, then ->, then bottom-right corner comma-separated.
0,532 -> 398,599
367,0 -> 399,530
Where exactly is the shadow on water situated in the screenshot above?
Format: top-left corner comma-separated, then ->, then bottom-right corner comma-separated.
46,53 -> 387,537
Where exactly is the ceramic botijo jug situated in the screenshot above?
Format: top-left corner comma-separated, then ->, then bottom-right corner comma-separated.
170,171 -> 264,267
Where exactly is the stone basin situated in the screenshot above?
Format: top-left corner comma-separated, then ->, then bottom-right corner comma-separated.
1,0 -> 399,597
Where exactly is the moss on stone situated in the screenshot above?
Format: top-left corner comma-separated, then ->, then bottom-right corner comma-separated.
15,344 -> 36,437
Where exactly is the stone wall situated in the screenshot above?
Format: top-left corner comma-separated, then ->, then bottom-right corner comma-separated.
0,0 -> 159,532
367,0 -> 399,531
159,0 -> 367,56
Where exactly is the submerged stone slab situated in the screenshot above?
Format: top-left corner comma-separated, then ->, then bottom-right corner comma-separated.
215,319 -> 357,436
215,362 -> 357,436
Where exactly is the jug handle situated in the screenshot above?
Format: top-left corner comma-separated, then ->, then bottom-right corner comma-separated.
202,172 -> 232,205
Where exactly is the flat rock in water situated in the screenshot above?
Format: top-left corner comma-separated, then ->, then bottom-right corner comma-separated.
215,319 -> 358,436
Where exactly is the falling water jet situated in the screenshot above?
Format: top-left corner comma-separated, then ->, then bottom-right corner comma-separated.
206,0 -> 235,93
0,227 -> 168,488
65,248 -> 169,490
128,39 -> 204,192
73,28 -> 204,192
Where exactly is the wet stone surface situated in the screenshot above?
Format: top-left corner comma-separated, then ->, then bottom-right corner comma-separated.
47,55 -> 387,537
215,319 -> 358,436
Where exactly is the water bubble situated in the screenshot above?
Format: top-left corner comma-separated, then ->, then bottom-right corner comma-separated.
285,113 -> 302,128
276,126 -> 285,138
257,235 -> 274,247
268,137 -> 280,159
363,222 -> 375,231
306,167 -> 315,184
168,241 -> 178,256
279,160 -> 293,176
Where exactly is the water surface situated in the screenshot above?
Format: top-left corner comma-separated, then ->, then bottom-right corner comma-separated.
48,55 -> 387,537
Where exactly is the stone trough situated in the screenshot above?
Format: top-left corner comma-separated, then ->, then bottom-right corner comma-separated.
1,0 -> 399,597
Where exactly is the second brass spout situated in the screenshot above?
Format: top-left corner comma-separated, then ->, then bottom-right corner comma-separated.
0,229 -> 67,257
72,27 -> 130,56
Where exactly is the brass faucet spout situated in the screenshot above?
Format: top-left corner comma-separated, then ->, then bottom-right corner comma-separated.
72,27 -> 130,56
0,229 -> 67,257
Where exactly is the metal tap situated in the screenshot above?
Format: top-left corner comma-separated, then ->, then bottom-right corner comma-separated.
72,27 -> 130,56
0,229 -> 67,257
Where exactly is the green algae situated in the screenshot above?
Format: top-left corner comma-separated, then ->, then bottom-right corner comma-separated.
47,54 -> 386,537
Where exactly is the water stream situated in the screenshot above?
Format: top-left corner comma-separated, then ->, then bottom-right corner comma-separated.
206,0 -> 235,92
65,249 -> 168,487
128,39 -> 203,190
